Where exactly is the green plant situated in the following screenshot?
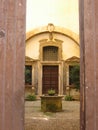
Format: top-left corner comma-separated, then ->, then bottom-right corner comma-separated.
48,89 -> 55,95
65,95 -> 73,101
26,94 -> 36,101
25,66 -> 32,85
70,65 -> 80,90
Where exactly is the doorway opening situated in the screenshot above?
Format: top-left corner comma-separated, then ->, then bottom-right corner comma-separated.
42,65 -> 59,94
25,0 -> 80,130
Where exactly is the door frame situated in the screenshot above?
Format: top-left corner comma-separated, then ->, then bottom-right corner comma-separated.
38,62 -> 63,96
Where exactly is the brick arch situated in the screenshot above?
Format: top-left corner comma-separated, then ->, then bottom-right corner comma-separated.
26,26 -> 79,45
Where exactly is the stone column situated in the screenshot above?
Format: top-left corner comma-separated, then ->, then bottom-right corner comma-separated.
59,61 -> 64,95
38,61 -> 42,95
66,65 -> 69,86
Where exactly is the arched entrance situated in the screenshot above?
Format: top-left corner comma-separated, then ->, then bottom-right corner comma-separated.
38,39 -> 63,95
26,27 -> 79,96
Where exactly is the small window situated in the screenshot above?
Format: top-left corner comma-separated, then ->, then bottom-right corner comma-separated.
43,46 -> 58,61
25,65 -> 32,85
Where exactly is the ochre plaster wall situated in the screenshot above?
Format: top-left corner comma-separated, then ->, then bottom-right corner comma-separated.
26,32 -> 80,60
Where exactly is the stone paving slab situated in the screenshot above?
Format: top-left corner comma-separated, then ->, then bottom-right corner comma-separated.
25,100 -> 80,130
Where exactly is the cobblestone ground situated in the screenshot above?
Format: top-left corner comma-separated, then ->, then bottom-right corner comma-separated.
25,100 -> 80,130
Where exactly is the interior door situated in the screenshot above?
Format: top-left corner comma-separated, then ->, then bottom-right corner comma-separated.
42,65 -> 58,94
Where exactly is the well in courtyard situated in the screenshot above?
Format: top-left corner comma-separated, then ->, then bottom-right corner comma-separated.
40,95 -> 64,112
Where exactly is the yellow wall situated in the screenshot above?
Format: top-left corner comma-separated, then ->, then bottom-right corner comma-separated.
26,33 -> 79,60
26,0 -> 79,58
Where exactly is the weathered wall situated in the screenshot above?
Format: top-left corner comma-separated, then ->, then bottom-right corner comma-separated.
26,33 -> 80,60
0,0 -> 26,130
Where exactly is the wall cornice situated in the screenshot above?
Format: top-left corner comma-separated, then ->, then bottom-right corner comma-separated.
26,26 -> 79,44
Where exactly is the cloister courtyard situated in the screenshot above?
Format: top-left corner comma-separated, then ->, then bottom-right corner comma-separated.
25,100 -> 80,130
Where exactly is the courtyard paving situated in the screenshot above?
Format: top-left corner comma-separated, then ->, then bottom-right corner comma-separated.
25,100 -> 80,130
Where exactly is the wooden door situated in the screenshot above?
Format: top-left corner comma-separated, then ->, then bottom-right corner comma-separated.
42,66 -> 58,94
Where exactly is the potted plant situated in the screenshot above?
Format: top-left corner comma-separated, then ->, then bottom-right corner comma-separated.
48,88 -> 55,96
